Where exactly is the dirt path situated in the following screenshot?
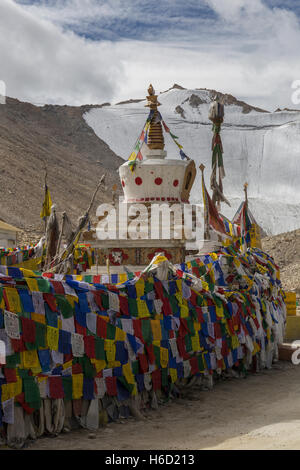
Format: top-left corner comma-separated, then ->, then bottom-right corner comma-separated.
26,361 -> 300,451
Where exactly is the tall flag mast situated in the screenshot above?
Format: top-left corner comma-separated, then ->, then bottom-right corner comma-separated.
208,94 -> 230,211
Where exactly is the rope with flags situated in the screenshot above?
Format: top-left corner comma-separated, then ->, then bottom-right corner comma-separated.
128,110 -> 154,172
160,116 -> 189,160
127,109 -> 189,171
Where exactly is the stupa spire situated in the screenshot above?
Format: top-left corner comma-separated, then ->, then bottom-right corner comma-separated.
145,84 -> 164,150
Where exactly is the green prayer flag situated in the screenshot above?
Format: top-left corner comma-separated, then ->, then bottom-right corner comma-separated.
128,298 -> 138,317
197,354 -> 205,372
25,342 -> 37,351
144,281 -> 154,294
62,376 -> 73,401
153,345 -> 161,368
101,293 -> 109,310
35,322 -> 46,348
169,296 -> 179,314
131,360 -> 139,376
141,319 -> 153,345
106,323 -> 116,340
161,368 -> 168,387
186,317 -> 195,336
184,334 -> 193,353
37,278 -> 51,293
55,295 -> 74,319
24,376 -> 41,410
79,356 -> 96,378
6,353 -> 20,369
95,338 -> 105,360
17,368 -> 30,378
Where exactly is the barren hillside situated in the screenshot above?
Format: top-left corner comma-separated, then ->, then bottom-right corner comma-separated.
0,97 -> 123,232
262,229 -> 300,294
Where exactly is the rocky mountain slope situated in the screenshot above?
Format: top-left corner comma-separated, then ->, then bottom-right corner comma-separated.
0,97 -> 123,232
262,229 -> 300,295
84,84 -> 300,236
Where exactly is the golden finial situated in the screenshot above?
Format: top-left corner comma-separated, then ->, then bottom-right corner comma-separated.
199,163 -> 205,174
145,84 -> 164,150
148,84 -> 155,95
145,83 -> 161,110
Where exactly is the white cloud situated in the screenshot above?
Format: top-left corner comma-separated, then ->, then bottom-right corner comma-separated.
1,0 -> 300,110
0,0 -> 123,105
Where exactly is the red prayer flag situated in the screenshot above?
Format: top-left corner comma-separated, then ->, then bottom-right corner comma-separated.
4,367 -> 17,383
43,293 -> 57,312
49,376 -> 64,399
105,376 -> 117,396
84,335 -> 96,358
21,317 -> 36,343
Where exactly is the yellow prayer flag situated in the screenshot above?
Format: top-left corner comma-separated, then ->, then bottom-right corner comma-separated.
129,151 -> 137,161
160,347 -> 169,368
191,334 -> 200,352
21,350 -> 40,370
66,295 -> 78,307
1,379 -> 22,402
63,360 -> 73,370
31,313 -> 46,324
151,320 -> 162,341
115,327 -> 126,342
104,339 -> 116,362
170,368 -> 178,383
176,279 -> 182,292
72,373 -> 83,399
216,304 -> 224,318
90,359 -> 106,373
122,363 -> 135,384
25,278 -> 39,292
119,273 -> 127,283
231,334 -> 240,350
180,303 -> 189,318
5,287 -> 21,312
107,360 -> 121,369
137,299 -> 150,318
135,279 -> 145,298
40,186 -> 52,219
152,255 -> 168,265
47,325 -> 59,351
21,268 -> 39,278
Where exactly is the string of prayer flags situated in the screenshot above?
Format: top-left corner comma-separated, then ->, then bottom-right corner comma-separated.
161,117 -> 189,160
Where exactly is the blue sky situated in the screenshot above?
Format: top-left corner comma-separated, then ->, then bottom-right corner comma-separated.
1,0 -> 300,108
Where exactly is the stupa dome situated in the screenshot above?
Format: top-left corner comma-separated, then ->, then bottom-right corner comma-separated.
119,84 -> 196,203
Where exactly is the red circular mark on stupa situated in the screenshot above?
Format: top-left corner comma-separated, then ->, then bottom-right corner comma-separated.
155,177 -> 163,185
121,180 -> 125,187
173,179 -> 179,187
135,177 -> 143,185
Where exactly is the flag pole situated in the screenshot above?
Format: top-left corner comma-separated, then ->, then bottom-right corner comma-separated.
199,163 -> 210,241
43,169 -> 48,234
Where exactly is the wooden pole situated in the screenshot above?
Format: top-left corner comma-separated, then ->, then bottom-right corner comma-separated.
48,175 -> 106,273
55,211 -> 67,258
244,182 -> 248,207
199,164 -> 210,241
